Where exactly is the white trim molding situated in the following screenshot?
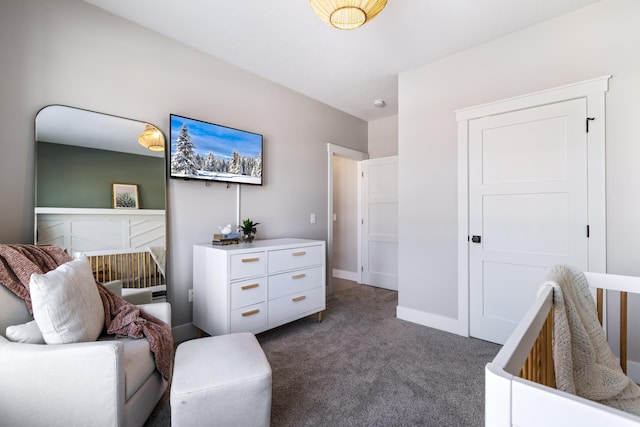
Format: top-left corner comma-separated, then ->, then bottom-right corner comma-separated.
327,143 -> 369,160
396,305 -> 462,336
35,207 -> 165,215
456,75 -> 610,337
455,75 -> 611,121
35,207 -> 165,255
332,268 -> 359,282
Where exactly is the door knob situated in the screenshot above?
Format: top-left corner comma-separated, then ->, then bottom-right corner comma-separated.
471,235 -> 481,243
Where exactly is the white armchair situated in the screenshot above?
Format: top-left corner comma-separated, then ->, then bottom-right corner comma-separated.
0,283 -> 171,427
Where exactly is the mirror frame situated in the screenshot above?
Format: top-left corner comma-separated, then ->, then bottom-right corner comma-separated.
34,104 -> 166,275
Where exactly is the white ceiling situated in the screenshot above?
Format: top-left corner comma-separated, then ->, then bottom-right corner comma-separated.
83,0 -> 602,122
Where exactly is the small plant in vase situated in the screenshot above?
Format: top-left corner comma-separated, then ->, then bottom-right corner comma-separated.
238,218 -> 260,243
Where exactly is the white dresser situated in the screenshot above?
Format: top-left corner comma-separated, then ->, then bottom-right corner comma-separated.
193,238 -> 326,336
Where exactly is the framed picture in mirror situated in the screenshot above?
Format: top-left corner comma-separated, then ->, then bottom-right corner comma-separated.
112,183 -> 139,209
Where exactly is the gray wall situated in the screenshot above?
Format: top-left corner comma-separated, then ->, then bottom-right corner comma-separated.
398,0 -> 640,330
0,0 -> 367,337
368,115 -> 398,159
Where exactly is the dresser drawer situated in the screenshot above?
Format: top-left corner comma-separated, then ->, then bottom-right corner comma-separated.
231,277 -> 266,310
230,251 -> 266,280
230,302 -> 266,333
268,245 -> 324,273
268,266 -> 323,300
268,286 -> 324,326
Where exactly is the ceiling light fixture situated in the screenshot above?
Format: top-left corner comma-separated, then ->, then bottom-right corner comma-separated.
309,0 -> 387,30
138,124 -> 164,152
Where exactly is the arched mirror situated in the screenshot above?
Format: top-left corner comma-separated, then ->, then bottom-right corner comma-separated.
35,105 -> 166,298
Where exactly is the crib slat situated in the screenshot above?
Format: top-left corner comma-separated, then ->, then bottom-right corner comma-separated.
596,288 -> 603,326
81,249 -> 163,290
544,310 -> 555,388
621,291 -> 628,374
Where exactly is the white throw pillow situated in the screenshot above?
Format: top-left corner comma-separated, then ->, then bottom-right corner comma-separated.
29,256 -> 105,344
5,320 -> 45,344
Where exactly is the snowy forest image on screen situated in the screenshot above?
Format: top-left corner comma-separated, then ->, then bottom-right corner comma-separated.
170,114 -> 263,185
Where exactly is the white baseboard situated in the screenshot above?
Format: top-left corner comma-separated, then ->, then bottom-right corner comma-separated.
332,269 -> 359,282
172,322 -> 199,344
396,305 -> 465,337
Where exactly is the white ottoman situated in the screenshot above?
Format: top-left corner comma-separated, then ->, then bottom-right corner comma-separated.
170,333 -> 272,427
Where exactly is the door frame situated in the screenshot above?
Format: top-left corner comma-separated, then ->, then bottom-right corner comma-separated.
327,143 -> 368,292
455,75 -> 610,337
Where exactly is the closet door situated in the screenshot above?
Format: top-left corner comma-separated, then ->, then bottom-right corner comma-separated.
468,98 -> 588,344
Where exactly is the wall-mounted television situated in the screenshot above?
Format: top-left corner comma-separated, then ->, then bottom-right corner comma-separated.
169,114 -> 263,185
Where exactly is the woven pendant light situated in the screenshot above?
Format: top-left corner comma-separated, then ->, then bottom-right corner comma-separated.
309,0 -> 387,30
138,124 -> 164,152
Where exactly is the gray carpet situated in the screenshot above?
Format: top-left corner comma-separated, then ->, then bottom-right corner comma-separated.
145,279 -> 500,426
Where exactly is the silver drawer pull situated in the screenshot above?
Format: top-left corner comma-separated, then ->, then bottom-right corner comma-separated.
241,283 -> 259,290
242,309 -> 260,317
291,251 -> 306,256
241,257 -> 260,263
292,295 -> 306,302
292,273 -> 306,280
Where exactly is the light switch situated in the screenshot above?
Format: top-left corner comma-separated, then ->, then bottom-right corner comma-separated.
310,213 -> 316,224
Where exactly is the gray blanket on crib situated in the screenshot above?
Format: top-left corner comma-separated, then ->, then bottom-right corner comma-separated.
548,264 -> 640,416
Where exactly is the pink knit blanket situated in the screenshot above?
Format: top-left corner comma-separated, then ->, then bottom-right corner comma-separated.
0,244 -> 173,381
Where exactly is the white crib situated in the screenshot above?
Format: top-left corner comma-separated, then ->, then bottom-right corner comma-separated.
486,271 -> 640,426
75,247 -> 166,300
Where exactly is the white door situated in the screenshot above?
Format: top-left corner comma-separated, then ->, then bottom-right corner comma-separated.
360,156 -> 398,291
469,98 -> 589,344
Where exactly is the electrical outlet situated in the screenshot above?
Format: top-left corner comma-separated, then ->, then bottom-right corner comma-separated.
188,289 -> 194,303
